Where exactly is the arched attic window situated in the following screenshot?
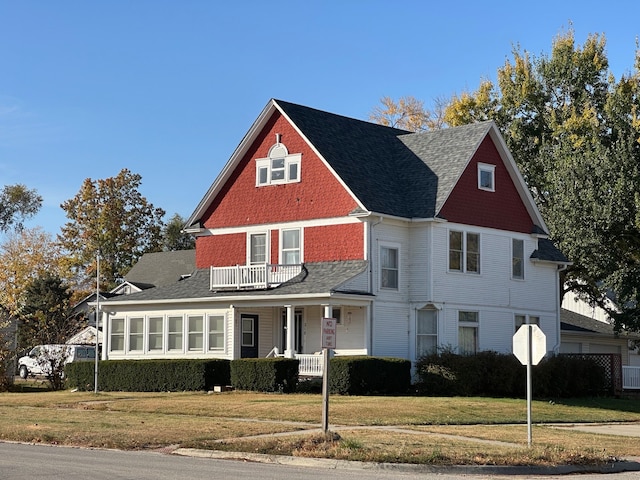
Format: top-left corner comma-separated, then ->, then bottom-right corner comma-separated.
255,135 -> 302,186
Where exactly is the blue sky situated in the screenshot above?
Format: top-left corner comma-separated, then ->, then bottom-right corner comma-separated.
1,1 -> 638,238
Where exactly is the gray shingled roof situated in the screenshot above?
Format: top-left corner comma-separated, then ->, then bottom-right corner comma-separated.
561,308 -> 637,338
277,100 -> 494,219
531,238 -> 570,264
103,260 -> 370,303
125,250 -> 196,287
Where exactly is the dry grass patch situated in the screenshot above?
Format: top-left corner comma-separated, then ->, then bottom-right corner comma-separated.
213,429 -> 613,466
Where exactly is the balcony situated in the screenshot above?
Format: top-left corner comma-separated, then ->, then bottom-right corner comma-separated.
210,263 -> 302,290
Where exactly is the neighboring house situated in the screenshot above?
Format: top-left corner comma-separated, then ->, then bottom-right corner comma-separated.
99,99 -> 568,372
560,309 -> 634,363
562,291 -> 640,367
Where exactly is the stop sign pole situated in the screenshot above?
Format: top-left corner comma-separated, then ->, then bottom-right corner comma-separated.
513,324 -> 546,447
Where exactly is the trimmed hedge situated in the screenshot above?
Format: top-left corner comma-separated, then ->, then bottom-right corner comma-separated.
230,358 -> 299,393
65,359 -> 230,392
329,356 -> 411,395
415,350 -> 608,398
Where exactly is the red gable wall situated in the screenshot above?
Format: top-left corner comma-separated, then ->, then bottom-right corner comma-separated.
195,110 -> 364,268
438,135 -> 534,234
201,112 -> 358,228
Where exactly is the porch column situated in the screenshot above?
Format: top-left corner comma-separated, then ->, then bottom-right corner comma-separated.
323,305 -> 333,319
284,304 -> 295,358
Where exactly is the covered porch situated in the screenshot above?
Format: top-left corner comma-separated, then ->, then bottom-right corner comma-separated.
231,301 -> 371,377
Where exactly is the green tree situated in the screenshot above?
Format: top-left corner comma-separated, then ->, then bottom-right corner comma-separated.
440,28 -> 640,331
59,169 -> 166,290
163,213 -> 195,251
0,184 -> 42,232
18,273 -> 80,349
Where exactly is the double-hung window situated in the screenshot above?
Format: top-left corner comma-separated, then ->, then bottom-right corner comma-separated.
449,231 -> 480,273
249,233 -> 267,264
458,311 -> 479,355
167,316 -> 183,352
380,246 -> 399,289
514,314 -> 540,333
129,317 -> 144,352
148,316 -> 164,351
188,315 -> 204,352
208,315 -> 225,351
417,308 -> 437,356
512,239 -> 524,279
110,318 -> 125,352
281,229 -> 301,264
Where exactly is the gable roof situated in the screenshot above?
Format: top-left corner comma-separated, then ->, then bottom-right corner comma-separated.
125,250 -> 196,288
186,99 -> 547,232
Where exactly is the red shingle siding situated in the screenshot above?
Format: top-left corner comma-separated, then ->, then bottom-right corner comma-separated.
304,223 -> 364,262
439,136 -> 534,233
201,112 -> 358,229
196,233 -> 245,268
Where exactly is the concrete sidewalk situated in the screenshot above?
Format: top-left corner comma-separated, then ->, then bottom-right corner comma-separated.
548,421 -> 640,438
170,421 -> 640,476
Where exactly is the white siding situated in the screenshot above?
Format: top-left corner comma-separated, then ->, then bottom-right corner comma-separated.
366,220 -> 561,362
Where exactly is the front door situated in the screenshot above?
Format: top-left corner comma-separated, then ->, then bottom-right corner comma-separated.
241,314 -> 259,358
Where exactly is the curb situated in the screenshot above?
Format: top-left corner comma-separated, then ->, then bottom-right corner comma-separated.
173,447 -> 640,476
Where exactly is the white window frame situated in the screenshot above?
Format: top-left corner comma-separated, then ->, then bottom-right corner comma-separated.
256,153 -> 302,186
512,238 -> 525,280
187,315 -> 205,352
110,318 -> 125,352
514,314 -> 540,333
458,311 -> 479,355
280,228 -> 302,264
416,308 -> 438,357
208,314 -> 226,352
380,244 -> 400,290
147,316 -> 164,352
449,230 -> 480,274
247,231 -> 269,265
478,163 -> 495,192
167,315 -> 184,353
128,317 -> 145,352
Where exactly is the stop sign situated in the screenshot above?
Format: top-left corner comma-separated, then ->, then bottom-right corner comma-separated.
512,324 -> 547,365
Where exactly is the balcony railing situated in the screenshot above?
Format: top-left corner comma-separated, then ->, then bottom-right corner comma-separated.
210,263 -> 302,290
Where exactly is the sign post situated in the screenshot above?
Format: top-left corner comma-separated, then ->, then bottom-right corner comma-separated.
512,323 -> 546,447
321,317 -> 337,433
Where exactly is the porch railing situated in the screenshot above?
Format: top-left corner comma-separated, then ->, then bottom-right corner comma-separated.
623,366 -> 640,390
297,354 -> 323,377
210,264 -> 302,290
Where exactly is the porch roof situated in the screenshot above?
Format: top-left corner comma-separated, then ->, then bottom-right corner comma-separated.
100,260 -> 370,305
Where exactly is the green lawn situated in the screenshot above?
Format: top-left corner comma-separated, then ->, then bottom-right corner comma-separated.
1,386 -> 639,466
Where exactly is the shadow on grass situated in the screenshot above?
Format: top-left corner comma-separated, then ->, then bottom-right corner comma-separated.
552,397 -> 640,415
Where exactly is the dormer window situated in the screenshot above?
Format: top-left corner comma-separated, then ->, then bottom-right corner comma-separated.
256,139 -> 301,186
478,163 -> 495,192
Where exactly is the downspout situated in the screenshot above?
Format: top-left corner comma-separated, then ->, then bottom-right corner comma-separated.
554,263 -> 569,354
368,216 -> 383,355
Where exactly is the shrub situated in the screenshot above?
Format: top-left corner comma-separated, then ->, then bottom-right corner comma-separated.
66,359 -> 230,392
329,356 -> 411,395
415,349 -> 609,398
230,358 -> 299,393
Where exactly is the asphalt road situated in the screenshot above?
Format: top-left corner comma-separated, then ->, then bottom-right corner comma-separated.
2,441 -> 640,480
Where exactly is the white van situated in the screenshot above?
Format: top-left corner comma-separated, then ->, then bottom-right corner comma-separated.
17,344 -> 96,379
